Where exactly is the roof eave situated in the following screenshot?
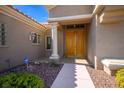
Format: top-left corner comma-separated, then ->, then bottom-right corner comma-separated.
0,5 -> 47,30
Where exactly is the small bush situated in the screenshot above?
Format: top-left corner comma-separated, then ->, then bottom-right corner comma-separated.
0,72 -> 45,88
116,68 -> 124,88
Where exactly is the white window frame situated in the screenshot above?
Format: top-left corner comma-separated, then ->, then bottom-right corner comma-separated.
45,35 -> 52,51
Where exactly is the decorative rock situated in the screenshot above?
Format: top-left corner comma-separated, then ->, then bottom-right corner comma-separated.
86,66 -> 117,88
0,63 -> 63,88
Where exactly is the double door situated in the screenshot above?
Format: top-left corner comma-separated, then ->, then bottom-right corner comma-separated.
65,29 -> 87,58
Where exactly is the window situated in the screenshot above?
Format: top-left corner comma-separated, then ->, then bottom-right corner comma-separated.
0,23 -> 6,46
45,35 -> 52,50
31,32 -> 41,45
63,24 -> 85,29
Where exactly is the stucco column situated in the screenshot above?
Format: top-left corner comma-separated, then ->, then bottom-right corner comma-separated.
49,22 -> 59,59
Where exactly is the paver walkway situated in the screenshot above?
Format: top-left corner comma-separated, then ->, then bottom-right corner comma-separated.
51,63 -> 95,88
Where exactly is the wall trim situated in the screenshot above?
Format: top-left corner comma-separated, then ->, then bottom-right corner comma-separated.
99,9 -> 124,24
92,5 -> 105,16
0,6 -> 46,31
48,14 -> 92,22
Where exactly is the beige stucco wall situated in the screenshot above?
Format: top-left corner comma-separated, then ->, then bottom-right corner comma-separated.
88,5 -> 124,69
87,16 -> 96,66
95,21 -> 124,69
58,27 -> 64,57
88,16 -> 124,69
0,13 -> 45,71
94,5 -> 124,69
49,5 -> 93,18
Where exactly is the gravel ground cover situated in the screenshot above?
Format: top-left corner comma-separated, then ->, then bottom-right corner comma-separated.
0,63 -> 63,88
86,66 -> 118,88
0,61 -> 118,88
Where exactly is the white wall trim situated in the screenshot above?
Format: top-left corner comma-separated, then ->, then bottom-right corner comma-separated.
92,5 -> 105,16
48,14 -> 92,22
0,6 -> 46,31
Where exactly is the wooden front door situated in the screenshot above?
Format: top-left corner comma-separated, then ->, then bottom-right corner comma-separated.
65,29 -> 87,58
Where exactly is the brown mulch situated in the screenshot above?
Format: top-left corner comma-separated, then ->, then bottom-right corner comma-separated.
86,66 -> 118,88
0,63 -> 63,88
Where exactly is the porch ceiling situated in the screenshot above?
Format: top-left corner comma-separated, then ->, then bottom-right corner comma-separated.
48,14 -> 92,24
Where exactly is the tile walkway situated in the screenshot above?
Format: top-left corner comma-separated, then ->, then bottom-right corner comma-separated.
51,63 -> 95,88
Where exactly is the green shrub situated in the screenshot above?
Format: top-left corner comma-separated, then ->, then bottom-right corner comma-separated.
0,72 -> 45,88
116,68 -> 124,88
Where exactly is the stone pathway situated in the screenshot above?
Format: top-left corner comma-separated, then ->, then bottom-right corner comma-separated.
51,63 -> 95,88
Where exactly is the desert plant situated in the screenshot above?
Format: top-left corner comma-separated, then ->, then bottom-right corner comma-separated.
115,68 -> 124,88
0,72 -> 45,88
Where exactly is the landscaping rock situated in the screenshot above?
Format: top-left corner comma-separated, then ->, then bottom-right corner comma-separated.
86,66 -> 118,88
